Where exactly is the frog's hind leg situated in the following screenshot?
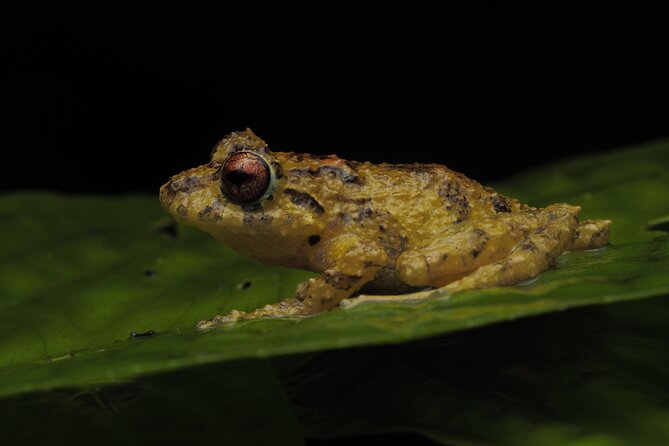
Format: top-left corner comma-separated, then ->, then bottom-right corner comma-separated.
440,204 -> 580,294
342,204 -> 580,309
394,219 -> 530,288
393,205 -> 579,288
565,219 -> 611,250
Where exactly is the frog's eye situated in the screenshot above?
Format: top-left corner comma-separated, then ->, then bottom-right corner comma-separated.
220,151 -> 273,204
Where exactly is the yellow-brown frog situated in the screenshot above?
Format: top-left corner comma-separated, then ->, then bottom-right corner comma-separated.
160,129 -> 610,327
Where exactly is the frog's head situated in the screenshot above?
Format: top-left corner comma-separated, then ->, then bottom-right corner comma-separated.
160,128 -> 324,267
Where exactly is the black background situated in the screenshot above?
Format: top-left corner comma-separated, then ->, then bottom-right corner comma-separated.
3,6 -> 668,194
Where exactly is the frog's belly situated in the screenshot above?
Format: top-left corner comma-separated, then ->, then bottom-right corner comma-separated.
359,266 -> 424,295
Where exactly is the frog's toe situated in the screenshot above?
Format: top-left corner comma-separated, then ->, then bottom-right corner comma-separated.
196,310 -> 244,329
340,288 -> 441,309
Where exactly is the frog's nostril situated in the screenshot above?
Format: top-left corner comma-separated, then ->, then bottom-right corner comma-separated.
226,170 -> 250,186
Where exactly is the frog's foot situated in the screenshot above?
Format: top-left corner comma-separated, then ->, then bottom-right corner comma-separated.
566,219 -> 611,250
196,298 -> 310,329
340,288 -> 440,309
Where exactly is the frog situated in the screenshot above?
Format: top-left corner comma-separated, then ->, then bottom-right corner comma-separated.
159,129 -> 611,328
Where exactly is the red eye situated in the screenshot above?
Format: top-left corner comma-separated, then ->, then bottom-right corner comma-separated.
220,152 -> 272,204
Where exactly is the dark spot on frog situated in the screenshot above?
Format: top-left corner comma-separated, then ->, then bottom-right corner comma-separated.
354,207 -> 374,222
322,271 -> 362,290
323,166 -> 363,184
491,194 -> 512,213
380,234 -> 408,258
469,228 -> 490,257
153,221 -> 178,239
240,201 -> 273,226
472,228 -> 488,239
439,182 -> 470,222
589,230 -> 605,247
169,171 -> 218,194
197,205 -> 213,219
284,188 -> 325,215
176,204 -> 187,216
308,235 -> 321,246
289,166 -> 363,185
244,212 -> 273,226
337,211 -> 352,224
160,184 -> 176,206
289,167 -> 319,177
520,240 -> 538,252
143,269 -> 156,278
130,330 -> 156,338
345,160 -> 361,171
379,224 -> 386,232
238,281 -> 252,290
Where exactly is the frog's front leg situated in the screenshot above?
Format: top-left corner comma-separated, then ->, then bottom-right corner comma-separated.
197,235 -> 386,328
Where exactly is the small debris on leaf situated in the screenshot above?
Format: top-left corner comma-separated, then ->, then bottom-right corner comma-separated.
130,330 -> 156,338
237,281 -> 252,290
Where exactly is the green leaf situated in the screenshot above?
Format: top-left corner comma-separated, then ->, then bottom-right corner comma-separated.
0,139 -> 668,397
0,359 -> 304,446
278,296 -> 669,446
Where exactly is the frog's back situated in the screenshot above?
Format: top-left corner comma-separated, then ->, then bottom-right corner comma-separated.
277,151 -> 523,242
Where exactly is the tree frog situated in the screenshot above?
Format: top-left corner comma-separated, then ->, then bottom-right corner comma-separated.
160,129 -> 610,328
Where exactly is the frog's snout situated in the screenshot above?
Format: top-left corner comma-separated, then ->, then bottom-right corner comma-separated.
159,180 -> 176,210
160,166 -> 220,212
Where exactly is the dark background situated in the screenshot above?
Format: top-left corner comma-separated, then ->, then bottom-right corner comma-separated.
2,7 -> 668,446
2,6 -> 668,194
